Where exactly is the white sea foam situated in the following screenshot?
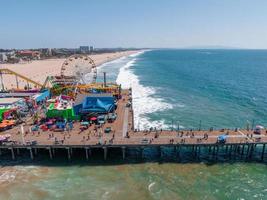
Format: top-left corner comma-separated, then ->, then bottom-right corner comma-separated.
116,51 -> 173,130
98,56 -> 126,70
0,171 -> 17,184
148,182 -> 156,191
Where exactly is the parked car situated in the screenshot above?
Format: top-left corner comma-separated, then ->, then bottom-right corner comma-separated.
97,115 -> 106,125
107,113 -> 117,122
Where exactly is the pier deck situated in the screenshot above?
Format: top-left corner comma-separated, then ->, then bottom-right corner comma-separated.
1,89 -> 267,161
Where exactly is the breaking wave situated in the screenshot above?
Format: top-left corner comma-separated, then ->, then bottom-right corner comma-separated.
116,51 -> 173,130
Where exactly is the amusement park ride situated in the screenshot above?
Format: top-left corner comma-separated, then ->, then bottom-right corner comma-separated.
0,54 -> 121,98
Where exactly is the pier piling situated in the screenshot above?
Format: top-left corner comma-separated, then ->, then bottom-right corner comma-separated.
122,147 -> 126,160
103,147 -> 108,160
10,148 -> 15,160
261,144 -> 265,161
48,147 -> 53,160
66,148 -> 71,160
28,148 -> 34,160
85,148 -> 89,160
241,144 -> 245,157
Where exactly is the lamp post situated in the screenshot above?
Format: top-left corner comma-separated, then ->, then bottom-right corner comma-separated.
20,124 -> 25,145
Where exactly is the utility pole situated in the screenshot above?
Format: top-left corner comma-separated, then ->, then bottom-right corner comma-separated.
103,72 -> 107,87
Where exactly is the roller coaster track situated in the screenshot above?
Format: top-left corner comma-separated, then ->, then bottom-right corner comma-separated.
0,68 -> 43,89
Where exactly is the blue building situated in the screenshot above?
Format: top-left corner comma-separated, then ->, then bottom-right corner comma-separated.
73,93 -> 115,115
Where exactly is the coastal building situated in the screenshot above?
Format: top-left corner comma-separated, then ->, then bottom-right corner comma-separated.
16,50 -> 41,60
0,98 -> 25,108
80,46 -> 90,54
40,48 -> 52,57
0,90 -> 50,104
0,53 -> 8,63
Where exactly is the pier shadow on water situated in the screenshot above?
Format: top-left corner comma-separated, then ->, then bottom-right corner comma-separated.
0,145 -> 267,167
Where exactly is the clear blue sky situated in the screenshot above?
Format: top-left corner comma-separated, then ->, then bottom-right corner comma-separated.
1,0 -> 267,49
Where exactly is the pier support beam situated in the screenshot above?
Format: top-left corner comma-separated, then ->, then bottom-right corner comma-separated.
47,148 -> 53,160
70,148 -> 73,156
103,147 -> 108,160
241,145 -> 245,158
229,145 -> 233,159
262,144 -> 266,161
0,149 -> 2,156
174,146 -> 177,156
122,147 -> 126,160
208,146 -> 211,153
89,148 -> 92,156
157,146 -> 161,158
225,145 -> 228,155
177,146 -> 181,160
34,148 -> 38,155
28,148 -> 34,160
66,148 -> 71,160
10,148 -> 15,160
246,144 -> 251,159
85,148 -> 89,160
16,148 -> 20,155
249,144 -> 254,159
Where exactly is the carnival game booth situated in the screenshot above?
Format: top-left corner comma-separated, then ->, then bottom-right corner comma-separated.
46,95 -> 76,121
0,89 -> 50,105
32,89 -> 50,104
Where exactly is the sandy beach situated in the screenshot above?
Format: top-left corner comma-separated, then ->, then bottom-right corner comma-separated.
0,50 -> 138,89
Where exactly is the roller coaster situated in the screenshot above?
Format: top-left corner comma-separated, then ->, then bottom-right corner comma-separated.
0,55 -> 121,97
0,68 -> 45,90
51,82 -> 121,98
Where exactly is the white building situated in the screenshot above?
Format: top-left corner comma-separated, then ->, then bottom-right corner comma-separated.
79,46 -> 89,54
0,53 -> 8,63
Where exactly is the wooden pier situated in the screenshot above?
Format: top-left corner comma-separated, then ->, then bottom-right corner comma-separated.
1,89 -> 267,162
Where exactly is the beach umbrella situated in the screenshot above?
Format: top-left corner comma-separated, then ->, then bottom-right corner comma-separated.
256,125 -> 264,129
90,117 -> 97,121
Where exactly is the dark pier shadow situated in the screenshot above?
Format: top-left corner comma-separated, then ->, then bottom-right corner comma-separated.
0,146 -> 267,167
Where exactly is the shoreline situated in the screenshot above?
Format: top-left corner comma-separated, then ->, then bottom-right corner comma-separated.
0,50 -> 140,89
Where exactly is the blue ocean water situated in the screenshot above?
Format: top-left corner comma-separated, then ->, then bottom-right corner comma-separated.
1,50 -> 267,200
111,49 -> 267,130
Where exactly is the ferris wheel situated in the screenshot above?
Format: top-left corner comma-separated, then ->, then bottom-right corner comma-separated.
60,54 -> 97,83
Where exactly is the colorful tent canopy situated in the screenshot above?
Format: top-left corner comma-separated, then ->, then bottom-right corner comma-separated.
46,103 -> 76,120
81,95 -> 115,113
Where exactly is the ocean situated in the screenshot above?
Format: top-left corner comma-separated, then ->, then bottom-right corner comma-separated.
1,49 -> 267,199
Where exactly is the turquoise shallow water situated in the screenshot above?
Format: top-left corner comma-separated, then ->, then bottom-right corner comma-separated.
1,160 -> 267,200
1,49 -> 267,200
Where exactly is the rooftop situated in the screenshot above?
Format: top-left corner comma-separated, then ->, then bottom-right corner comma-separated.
0,97 -> 24,105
